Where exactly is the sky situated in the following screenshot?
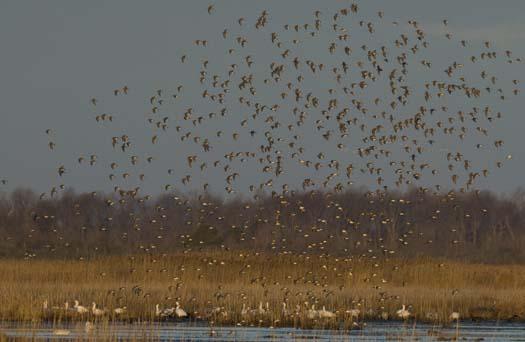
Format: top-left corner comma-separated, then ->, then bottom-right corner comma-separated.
0,1 -> 524,197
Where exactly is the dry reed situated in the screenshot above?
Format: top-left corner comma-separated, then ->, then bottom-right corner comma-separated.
0,251 -> 523,328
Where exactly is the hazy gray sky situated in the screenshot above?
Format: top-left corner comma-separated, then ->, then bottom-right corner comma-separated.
0,1 -> 524,197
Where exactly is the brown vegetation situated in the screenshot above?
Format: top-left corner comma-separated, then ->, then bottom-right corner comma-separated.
0,251 -> 525,326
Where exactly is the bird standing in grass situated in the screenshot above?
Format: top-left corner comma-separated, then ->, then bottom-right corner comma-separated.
92,302 -> 106,316
175,302 -> 188,318
396,305 -> 410,319
318,306 -> 336,318
74,300 -> 89,314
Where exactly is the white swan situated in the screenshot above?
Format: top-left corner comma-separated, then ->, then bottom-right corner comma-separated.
318,306 -> 336,318
241,303 -> 249,316
450,311 -> 460,320
307,304 -> 318,319
155,304 -> 174,317
43,300 -> 60,311
281,302 -> 289,316
175,302 -> 188,318
257,302 -> 266,315
114,307 -> 127,315
396,304 -> 410,319
74,300 -> 89,314
92,302 -> 106,316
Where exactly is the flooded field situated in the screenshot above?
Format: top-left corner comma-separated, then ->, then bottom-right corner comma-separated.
1,321 -> 525,341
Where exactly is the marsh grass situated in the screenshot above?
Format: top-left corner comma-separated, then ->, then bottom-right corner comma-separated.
0,251 -> 524,329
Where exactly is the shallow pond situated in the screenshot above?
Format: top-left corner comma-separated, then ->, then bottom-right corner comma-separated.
1,321 -> 524,341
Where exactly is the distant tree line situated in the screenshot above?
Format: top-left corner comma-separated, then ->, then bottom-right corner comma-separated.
0,187 -> 524,263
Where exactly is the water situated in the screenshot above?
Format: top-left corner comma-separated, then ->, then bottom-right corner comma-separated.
1,321 -> 524,341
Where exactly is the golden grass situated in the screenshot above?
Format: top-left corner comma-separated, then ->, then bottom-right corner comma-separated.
0,251 -> 524,328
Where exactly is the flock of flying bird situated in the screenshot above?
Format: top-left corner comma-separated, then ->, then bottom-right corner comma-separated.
37,2 -> 519,202
2,1 -> 523,325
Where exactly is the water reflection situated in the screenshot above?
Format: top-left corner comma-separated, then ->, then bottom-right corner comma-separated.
1,321 -> 524,341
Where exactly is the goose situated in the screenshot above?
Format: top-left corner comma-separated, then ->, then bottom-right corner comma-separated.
175,302 -> 188,318
396,305 -> 410,319
318,306 -> 336,318
92,302 -> 106,316
74,300 -> 89,314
